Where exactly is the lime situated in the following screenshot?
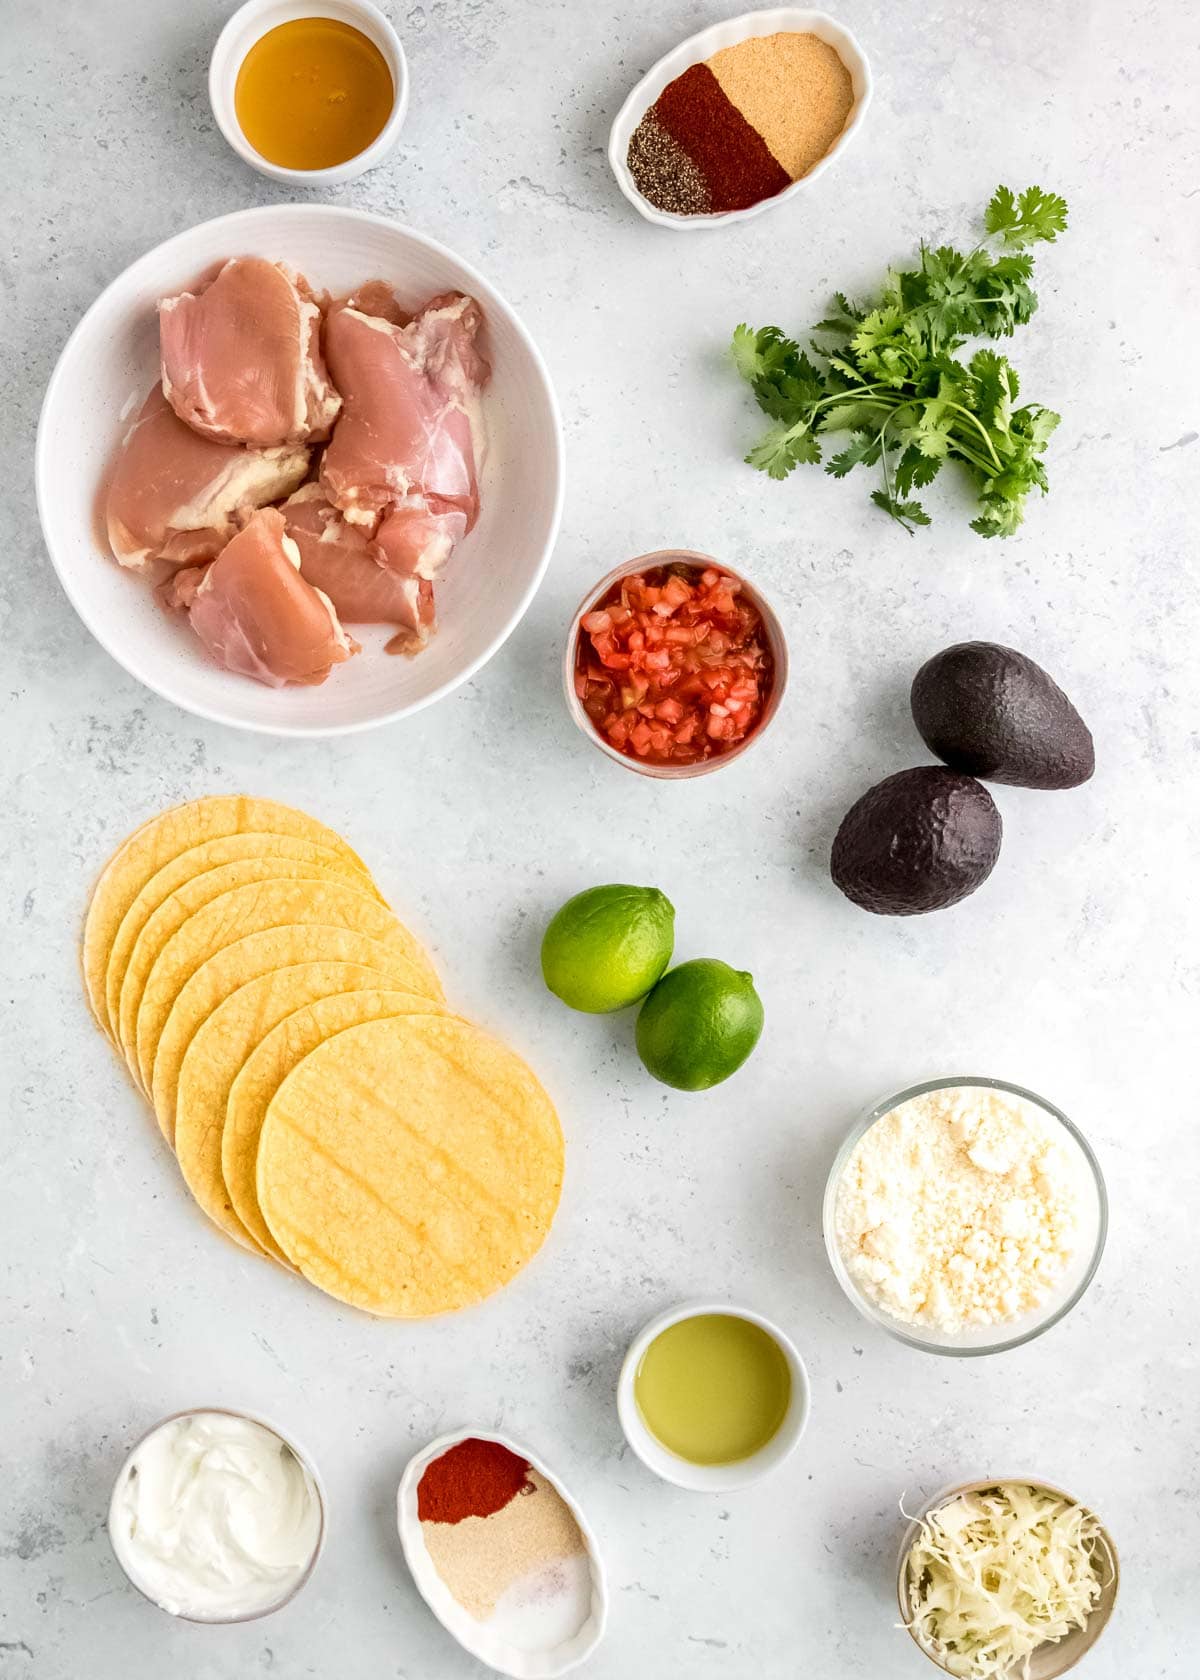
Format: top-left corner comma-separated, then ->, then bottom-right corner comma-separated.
541,885 -> 675,1013
635,959 -> 763,1091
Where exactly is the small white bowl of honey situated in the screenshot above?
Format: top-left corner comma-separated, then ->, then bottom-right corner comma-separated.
210,0 -> 409,185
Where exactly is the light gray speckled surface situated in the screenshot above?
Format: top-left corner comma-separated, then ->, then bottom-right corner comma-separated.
1,1 -> 1197,1675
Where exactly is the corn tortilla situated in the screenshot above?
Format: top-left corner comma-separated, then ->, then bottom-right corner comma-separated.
256,1015 -> 563,1317
175,973 -> 446,1256
105,833 -> 381,1050
151,927 -> 442,1145
116,858 -> 368,1085
82,796 -> 370,1039
205,981 -> 450,1263
135,880 -> 442,1095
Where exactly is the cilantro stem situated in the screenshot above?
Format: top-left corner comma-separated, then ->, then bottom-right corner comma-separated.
804,383 -> 899,421
941,403 -> 1005,471
874,409 -> 912,531
764,383 -> 903,460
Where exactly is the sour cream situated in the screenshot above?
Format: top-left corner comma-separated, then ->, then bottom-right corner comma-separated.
109,1410 -> 323,1619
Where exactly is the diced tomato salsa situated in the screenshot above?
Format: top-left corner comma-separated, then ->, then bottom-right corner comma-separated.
574,563 -> 774,766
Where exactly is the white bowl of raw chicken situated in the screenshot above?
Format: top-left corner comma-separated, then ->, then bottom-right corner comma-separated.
36,205 -> 564,736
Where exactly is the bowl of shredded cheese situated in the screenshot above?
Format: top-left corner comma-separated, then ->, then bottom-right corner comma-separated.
896,1479 -> 1119,1678
822,1077 -> 1107,1356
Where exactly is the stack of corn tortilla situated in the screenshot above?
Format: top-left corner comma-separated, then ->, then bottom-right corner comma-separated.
83,796 -> 562,1317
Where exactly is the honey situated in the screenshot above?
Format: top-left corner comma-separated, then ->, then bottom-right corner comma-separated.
234,18 -> 394,171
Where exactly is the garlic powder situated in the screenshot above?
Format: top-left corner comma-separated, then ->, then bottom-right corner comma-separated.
834,1085 -> 1086,1333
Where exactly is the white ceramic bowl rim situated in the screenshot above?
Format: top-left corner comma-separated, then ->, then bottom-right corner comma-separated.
563,550 -> 790,780
35,203 -> 565,738
209,0 -> 411,185
106,1405 -> 327,1624
608,8 -> 873,229
617,1299 -> 811,1491
397,1427 -> 608,1678
822,1076 -> 1109,1357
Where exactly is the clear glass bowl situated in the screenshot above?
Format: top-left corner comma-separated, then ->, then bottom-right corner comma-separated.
562,550 -> 789,780
822,1076 -> 1108,1357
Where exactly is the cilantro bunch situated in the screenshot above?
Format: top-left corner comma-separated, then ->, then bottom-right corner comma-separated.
732,186 -> 1069,536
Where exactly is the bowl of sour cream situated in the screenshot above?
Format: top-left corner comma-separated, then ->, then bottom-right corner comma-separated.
107,1407 -> 326,1622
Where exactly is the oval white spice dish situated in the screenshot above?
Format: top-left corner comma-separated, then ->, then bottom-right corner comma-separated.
608,8 -> 873,229
397,1429 -> 607,1678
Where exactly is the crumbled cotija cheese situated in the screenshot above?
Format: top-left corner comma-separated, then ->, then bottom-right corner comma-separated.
835,1085 -> 1085,1332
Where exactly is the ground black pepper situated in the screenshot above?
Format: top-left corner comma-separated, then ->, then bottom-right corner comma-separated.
626,113 -> 711,215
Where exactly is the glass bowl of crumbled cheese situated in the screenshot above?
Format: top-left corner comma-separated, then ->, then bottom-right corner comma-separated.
822,1077 -> 1107,1356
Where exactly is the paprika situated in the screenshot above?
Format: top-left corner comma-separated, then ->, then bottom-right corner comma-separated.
417,1437 -> 533,1524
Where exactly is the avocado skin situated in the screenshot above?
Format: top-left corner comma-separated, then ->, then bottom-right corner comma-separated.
831,767 -> 1002,915
911,642 -> 1095,789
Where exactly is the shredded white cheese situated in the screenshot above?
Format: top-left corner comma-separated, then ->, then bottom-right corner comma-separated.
835,1085 -> 1085,1332
903,1483 -> 1107,1678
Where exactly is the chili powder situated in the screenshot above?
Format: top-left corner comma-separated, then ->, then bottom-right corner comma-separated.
417,1438 -> 533,1524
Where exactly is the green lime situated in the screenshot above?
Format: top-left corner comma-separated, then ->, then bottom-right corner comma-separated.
541,884 -> 675,1013
635,959 -> 763,1091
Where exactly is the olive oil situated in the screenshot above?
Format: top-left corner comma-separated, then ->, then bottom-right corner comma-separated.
234,18 -> 394,171
634,1313 -> 791,1465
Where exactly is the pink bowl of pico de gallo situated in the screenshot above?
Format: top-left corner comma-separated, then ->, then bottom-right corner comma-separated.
564,550 -> 789,779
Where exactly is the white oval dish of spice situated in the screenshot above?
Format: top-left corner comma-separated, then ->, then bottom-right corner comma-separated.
823,1077 -> 1107,1356
609,9 -> 872,228
397,1430 -> 607,1678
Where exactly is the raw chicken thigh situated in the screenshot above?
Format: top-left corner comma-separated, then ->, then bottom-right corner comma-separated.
159,257 -> 342,448
101,256 -> 491,691
342,279 -> 410,327
320,290 -> 489,578
105,385 -> 310,570
282,485 -> 435,654
174,507 -> 358,688
374,501 -> 469,580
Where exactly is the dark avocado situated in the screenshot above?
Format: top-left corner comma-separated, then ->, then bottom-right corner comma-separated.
911,642 -> 1094,789
831,767 -> 1002,915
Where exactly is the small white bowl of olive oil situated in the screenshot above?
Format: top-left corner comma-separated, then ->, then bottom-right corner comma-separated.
209,0 -> 409,185
617,1301 -> 810,1491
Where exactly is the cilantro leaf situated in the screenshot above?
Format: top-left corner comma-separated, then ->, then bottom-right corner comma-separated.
1015,185 -> 1069,244
745,424 -> 822,479
970,495 -> 1027,537
826,430 -> 882,478
969,349 -> 1016,430
893,446 -> 943,496
984,185 -> 1019,239
985,184 -> 1069,247
817,399 -> 893,433
731,323 -> 765,381
1027,407 -> 1061,448
850,306 -> 905,356
871,490 -> 933,531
